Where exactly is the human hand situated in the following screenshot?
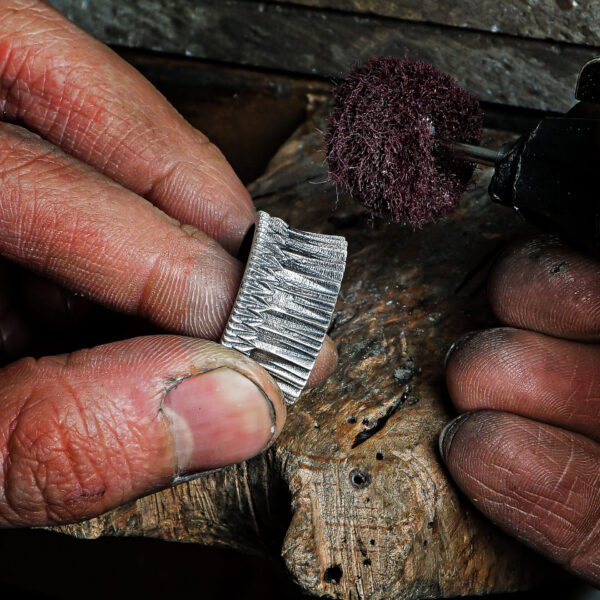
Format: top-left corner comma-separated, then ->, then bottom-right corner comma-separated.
0,1 -> 336,527
442,235 -> 600,586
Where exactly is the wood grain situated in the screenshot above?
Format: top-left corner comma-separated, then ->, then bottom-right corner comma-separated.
274,0 -> 600,46
58,99 -> 548,599
49,0 -> 599,112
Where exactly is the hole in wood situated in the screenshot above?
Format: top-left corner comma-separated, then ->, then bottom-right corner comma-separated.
349,468 -> 371,489
323,565 -> 343,584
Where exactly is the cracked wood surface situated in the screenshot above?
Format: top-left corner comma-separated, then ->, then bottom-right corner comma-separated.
58,100 -> 547,599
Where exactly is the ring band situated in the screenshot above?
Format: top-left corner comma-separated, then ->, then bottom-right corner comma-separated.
221,211 -> 348,404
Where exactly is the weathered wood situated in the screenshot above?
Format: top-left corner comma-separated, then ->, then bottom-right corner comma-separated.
275,0 -> 600,46
49,0 -> 599,112
58,99 -> 548,599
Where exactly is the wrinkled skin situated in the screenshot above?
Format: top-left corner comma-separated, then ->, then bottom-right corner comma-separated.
443,235 -> 600,587
0,0 -> 337,528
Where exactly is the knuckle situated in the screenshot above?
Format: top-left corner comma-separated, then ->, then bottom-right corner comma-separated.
135,240 -> 196,326
147,147 -> 230,215
0,34 -> 46,119
147,159 -> 195,202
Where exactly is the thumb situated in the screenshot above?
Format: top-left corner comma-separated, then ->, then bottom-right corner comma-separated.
0,336 -> 285,527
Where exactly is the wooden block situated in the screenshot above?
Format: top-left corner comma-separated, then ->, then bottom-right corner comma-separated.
57,99 -> 548,599
48,0 -> 599,112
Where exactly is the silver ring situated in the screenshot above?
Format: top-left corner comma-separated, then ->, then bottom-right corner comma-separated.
221,211 -> 347,404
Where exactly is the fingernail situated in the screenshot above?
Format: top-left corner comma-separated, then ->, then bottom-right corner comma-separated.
439,412 -> 474,462
163,367 -> 276,475
444,331 -> 480,368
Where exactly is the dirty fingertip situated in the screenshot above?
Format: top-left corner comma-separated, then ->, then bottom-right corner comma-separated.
444,330 -> 481,368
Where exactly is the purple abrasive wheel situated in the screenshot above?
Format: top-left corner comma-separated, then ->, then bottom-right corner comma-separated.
325,57 -> 483,227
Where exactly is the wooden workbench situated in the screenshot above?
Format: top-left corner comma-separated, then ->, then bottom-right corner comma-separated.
54,93 -> 549,599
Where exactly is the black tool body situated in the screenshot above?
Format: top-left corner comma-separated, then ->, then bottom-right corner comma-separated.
489,117 -> 600,257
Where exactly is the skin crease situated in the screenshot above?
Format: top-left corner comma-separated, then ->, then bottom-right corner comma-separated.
0,0 -> 336,528
444,235 -> 600,586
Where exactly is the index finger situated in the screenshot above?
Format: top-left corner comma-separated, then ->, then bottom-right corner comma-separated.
0,0 -> 254,254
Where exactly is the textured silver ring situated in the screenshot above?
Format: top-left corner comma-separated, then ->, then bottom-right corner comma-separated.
221,211 -> 348,405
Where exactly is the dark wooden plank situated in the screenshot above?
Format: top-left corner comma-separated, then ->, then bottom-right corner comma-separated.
49,0 -> 598,112
274,0 -> 600,46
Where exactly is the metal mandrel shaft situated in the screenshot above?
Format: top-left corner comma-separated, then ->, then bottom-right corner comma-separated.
437,139 -> 501,167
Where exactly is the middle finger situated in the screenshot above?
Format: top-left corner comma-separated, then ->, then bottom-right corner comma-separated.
0,122 -> 241,340
446,327 -> 600,442
0,123 -> 337,384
